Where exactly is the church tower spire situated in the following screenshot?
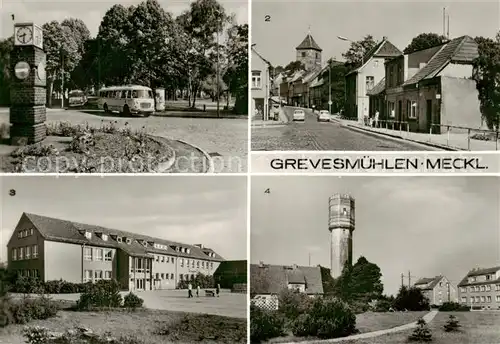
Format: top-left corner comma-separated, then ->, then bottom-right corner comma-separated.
295,29 -> 322,71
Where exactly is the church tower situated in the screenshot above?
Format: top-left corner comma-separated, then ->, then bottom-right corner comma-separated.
296,31 -> 322,71
328,194 -> 355,279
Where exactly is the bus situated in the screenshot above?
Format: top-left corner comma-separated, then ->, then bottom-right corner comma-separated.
97,85 -> 155,117
68,90 -> 87,107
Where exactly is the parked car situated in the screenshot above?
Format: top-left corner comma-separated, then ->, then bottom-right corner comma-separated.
68,90 -> 87,107
293,109 -> 305,121
317,110 -> 331,122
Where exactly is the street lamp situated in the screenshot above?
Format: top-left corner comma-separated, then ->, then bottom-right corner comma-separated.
337,36 -> 352,42
328,59 -> 332,114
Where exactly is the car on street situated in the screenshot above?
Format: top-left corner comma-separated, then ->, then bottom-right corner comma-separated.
98,85 -> 155,117
293,109 -> 305,121
317,110 -> 331,122
68,90 -> 87,107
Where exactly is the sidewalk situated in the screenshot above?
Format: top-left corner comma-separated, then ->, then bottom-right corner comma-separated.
292,310 -> 439,344
251,108 -> 288,128
332,117 -> 498,151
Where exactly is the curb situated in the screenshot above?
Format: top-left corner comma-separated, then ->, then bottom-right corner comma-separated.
148,135 -> 176,173
332,119 -> 459,151
153,113 -> 247,120
172,139 -> 214,173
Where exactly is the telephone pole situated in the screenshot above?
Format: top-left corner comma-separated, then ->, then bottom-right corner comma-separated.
408,271 -> 411,287
308,253 -> 311,266
401,273 -> 404,288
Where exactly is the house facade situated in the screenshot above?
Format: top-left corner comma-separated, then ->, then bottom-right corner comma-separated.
345,37 -> 402,123
251,47 -> 271,120
7,213 -> 223,291
369,35 -> 482,133
413,275 -> 458,305
250,262 -> 324,310
458,266 -> 500,310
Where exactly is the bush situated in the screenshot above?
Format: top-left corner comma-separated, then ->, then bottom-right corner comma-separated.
444,315 -> 461,332
438,302 -> 470,312
2,295 -> 59,326
123,292 -> 144,309
250,304 -> 284,343
393,286 -> 430,311
10,277 -> 91,295
278,289 -> 312,322
23,326 -> 145,344
177,273 -> 214,289
76,280 -> 122,311
408,318 -> 432,342
372,299 -> 393,312
291,297 -> 357,339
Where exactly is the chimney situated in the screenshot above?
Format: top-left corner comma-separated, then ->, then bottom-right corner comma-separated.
193,244 -> 203,248
259,261 -> 264,267
382,36 -> 388,41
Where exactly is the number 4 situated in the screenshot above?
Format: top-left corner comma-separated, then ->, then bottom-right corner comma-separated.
265,15 -> 271,22
264,188 -> 270,194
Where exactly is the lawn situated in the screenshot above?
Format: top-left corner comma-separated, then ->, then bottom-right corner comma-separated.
0,308 -> 247,344
266,311 -> 428,343
338,311 -> 500,344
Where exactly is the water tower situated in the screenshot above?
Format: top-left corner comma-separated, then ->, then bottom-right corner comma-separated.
328,194 -> 355,278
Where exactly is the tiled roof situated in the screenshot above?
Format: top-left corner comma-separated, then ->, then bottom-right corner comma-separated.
414,276 -> 443,290
347,38 -> 402,76
250,263 -> 324,295
367,77 -> 385,96
290,70 -> 306,83
296,34 -> 322,51
19,213 -> 224,261
457,266 -> 500,287
251,47 -> 271,66
403,35 -> 478,86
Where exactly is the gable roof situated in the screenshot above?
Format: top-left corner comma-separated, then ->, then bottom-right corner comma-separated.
347,38 -> 402,76
16,213 -> 224,261
403,35 -> 478,86
250,263 -> 324,295
251,46 -> 271,66
296,34 -> 322,51
414,276 -> 443,290
458,266 -> 500,287
367,77 -> 386,96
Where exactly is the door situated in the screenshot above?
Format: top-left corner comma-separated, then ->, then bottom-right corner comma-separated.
426,100 -> 433,133
397,100 -> 402,123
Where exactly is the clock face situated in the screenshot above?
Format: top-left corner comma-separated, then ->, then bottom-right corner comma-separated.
37,61 -> 46,81
16,26 -> 33,45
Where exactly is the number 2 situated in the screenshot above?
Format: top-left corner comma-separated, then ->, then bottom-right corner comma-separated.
265,15 -> 271,22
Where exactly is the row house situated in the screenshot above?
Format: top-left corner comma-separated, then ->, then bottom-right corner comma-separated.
368,35 -> 482,133
458,266 -> 500,309
309,60 -> 347,112
345,37 -> 402,123
251,46 -> 272,120
413,275 -> 458,306
7,213 -> 224,292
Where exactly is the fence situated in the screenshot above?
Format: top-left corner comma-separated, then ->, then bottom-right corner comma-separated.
366,120 -> 499,151
251,294 -> 279,311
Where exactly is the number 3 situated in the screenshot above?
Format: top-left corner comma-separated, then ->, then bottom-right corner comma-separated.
265,15 -> 271,22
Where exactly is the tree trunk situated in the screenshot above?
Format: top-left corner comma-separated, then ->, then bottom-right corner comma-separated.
192,84 -> 199,108
48,79 -> 54,108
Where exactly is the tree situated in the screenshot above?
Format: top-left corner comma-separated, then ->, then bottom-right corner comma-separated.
444,315 -> 461,332
223,23 -> 248,113
408,318 -> 432,342
473,34 -> 500,131
393,286 -> 430,311
342,35 -> 377,68
284,60 -> 305,76
404,33 -> 448,54
0,37 -> 14,106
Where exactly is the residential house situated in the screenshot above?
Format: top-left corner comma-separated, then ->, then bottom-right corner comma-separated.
458,266 -> 500,309
250,262 -> 324,310
413,275 -> 458,305
309,60 -> 346,112
345,37 -> 402,123
251,46 -> 271,120
370,35 -> 481,133
7,213 -> 224,291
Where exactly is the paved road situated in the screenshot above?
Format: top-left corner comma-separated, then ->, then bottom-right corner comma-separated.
252,107 -> 432,151
1,109 -> 247,172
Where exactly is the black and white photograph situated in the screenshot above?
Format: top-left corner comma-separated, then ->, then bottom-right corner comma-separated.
251,0 -> 500,152
0,0 -> 248,173
0,176 -> 247,343
250,176 -> 500,344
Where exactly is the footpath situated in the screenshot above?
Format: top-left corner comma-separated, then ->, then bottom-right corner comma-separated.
331,117 -> 498,151
291,310 -> 439,344
251,107 -> 288,128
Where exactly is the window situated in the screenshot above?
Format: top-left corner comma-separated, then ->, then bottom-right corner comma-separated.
32,269 -> 38,278
19,247 -> 24,260
471,297 -> 475,303
461,297 -> 467,303
117,237 -> 122,243
94,270 -> 103,280
197,261 -> 200,268
126,238 -> 132,244
179,274 -> 183,281
487,296 -> 492,302
105,249 -> 112,261
25,246 -> 31,259
315,52 -> 320,59
84,231 -> 92,240
301,52 -> 306,57
486,275 -> 491,280
186,259 -> 190,266
210,262 -> 213,269
481,296 -> 486,302
487,285 -> 492,291
481,285 -> 486,292
29,228 -> 33,236
460,287 -> 466,293
84,270 -> 92,283
12,248 -> 17,261
201,261 -> 205,268
496,284 -> 500,291
95,248 -> 103,261
388,102 -> 395,118
365,76 -> 374,91
156,273 -> 159,279
156,255 -> 159,262
104,271 -> 112,280
32,245 -> 38,258
171,258 -> 175,264
252,71 -> 262,89
476,296 -> 480,302
166,257 -> 169,263
408,101 -> 417,119
161,273 -> 165,279
161,256 -> 165,263
496,295 -> 500,302
84,247 -> 92,261
180,259 -> 184,267
170,273 -> 174,279
191,260 -> 195,268
102,234 -> 108,241
17,231 -> 22,239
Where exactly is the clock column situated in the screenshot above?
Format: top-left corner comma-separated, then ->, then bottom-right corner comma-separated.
10,23 -> 47,145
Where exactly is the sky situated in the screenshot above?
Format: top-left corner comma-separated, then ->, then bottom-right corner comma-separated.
0,176 -> 247,262
251,176 -> 500,296
0,0 -> 248,39
252,0 -> 500,67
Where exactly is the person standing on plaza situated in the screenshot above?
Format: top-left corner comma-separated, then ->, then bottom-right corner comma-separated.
188,283 -> 193,298
196,285 -> 200,297
216,283 -> 220,297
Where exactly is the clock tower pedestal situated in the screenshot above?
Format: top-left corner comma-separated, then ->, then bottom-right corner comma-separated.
10,23 -> 47,146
